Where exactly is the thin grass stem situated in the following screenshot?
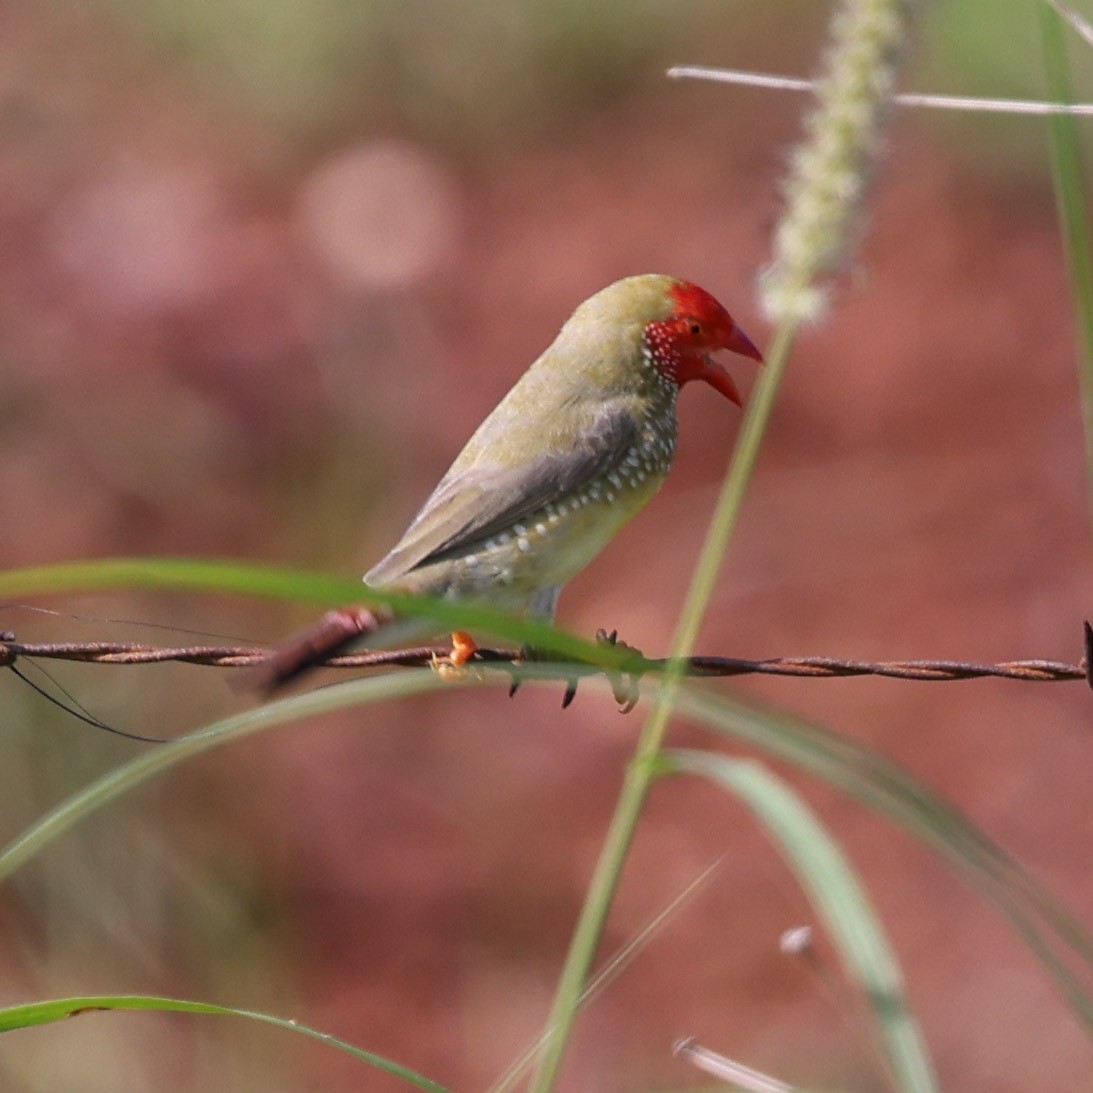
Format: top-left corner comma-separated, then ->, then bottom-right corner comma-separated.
1038,4 -> 1093,523
530,2 -> 912,1085
528,328 -> 800,1093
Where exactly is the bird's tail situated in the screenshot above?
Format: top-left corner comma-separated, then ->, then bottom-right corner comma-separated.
255,604 -> 391,692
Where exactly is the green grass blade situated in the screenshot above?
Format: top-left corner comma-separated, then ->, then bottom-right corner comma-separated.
0,994 -> 452,1092
661,748 -> 938,1093
528,301 -> 801,1093
2,645 -> 1089,1039
670,685 -> 1093,1029
1038,4 -> 1093,519
0,556 -> 632,667
0,670 -> 449,882
0,557 -> 357,602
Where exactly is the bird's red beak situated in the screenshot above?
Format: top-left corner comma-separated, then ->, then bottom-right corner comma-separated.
725,323 -> 764,365
699,323 -> 763,406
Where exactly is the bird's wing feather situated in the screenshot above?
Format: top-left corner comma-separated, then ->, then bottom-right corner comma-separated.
365,406 -> 638,586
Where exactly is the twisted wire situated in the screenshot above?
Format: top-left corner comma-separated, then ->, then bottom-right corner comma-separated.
1,630 -> 1089,687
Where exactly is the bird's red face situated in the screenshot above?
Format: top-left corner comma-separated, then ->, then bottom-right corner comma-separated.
644,280 -> 763,405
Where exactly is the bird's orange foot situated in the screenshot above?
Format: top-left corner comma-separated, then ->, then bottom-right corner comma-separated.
431,630 -> 483,683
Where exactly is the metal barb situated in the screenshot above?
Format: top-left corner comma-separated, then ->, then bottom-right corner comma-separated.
561,679 -> 578,708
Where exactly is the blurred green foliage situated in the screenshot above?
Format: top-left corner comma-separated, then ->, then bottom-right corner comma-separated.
101,0 -> 702,143
919,0 -> 1093,175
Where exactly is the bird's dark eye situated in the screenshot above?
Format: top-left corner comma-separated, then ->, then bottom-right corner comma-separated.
689,322 -> 702,336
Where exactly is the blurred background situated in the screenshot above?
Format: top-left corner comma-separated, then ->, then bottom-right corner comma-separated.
1,0 -> 1092,1089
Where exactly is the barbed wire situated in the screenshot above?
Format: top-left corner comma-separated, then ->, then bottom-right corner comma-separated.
1,625 -> 1089,687
0,625 -> 1087,732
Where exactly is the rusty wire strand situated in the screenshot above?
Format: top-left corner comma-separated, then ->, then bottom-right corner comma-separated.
1,627 -> 1090,688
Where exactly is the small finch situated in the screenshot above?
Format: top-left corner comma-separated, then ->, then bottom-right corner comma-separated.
261,274 -> 761,689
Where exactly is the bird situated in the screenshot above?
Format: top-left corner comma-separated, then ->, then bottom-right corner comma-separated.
260,273 -> 762,692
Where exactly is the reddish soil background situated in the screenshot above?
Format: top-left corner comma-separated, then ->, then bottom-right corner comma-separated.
0,5 -> 1090,1092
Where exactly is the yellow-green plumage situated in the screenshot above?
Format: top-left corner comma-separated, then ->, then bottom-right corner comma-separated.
261,273 -> 760,688
365,276 -> 686,617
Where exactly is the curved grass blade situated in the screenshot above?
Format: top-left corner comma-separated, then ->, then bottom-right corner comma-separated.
0,994 -> 452,1093
660,749 -> 937,1093
670,686 -> 1093,1031
1,658 -> 1089,1039
0,557 -> 623,668
1039,3 -> 1093,519
0,669 -> 450,882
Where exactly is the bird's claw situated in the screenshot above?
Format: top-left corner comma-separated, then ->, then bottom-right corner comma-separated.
508,630 -> 641,711
595,628 -> 642,712
593,628 -> 643,712
610,678 -> 640,714
557,670 -> 639,714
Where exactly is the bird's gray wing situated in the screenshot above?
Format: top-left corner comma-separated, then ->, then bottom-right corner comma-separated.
365,406 -> 638,586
